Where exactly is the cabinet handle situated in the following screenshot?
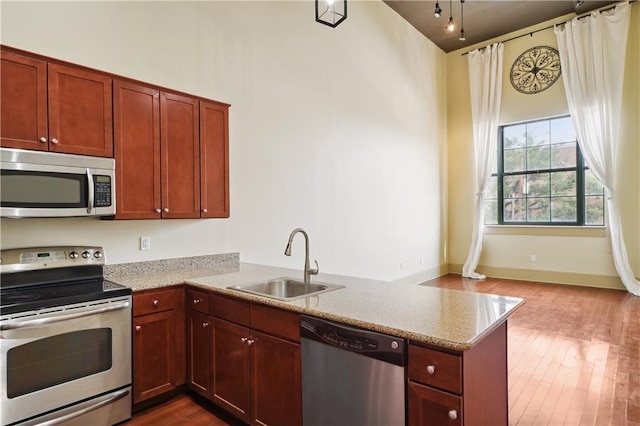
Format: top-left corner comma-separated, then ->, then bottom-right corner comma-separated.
163,208 -> 169,213
39,137 -> 47,143
202,209 -> 208,213
135,325 -> 141,332
193,299 -> 201,304
448,410 -> 458,420
51,138 -> 59,144
156,208 -> 161,213
241,337 -> 248,343
203,322 -> 210,327
153,300 -> 159,307
426,365 -> 436,375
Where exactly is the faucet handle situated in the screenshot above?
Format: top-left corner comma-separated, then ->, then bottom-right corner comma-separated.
309,260 -> 319,276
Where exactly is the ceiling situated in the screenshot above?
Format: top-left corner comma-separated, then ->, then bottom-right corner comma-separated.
382,1 -> 619,53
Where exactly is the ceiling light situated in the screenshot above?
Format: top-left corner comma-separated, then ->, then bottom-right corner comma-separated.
434,1 -> 442,18
459,0 -> 466,40
316,0 -> 347,28
446,0 -> 455,32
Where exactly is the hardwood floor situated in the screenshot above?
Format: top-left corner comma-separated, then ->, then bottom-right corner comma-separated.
126,274 -> 640,426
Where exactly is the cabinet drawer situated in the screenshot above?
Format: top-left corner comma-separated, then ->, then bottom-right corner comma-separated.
133,289 -> 178,317
408,380 -> 462,426
408,345 -> 462,394
211,294 -> 250,327
187,288 -> 210,314
251,304 -> 300,343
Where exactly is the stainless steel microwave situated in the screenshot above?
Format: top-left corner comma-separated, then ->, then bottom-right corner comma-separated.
0,148 -> 115,218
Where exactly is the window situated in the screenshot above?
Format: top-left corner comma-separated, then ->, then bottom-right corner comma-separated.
485,116 -> 605,226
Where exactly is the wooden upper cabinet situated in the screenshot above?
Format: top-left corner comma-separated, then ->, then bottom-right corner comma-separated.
1,50 -> 48,150
114,80 -> 161,219
161,92 -> 200,219
200,100 -> 230,218
0,48 -> 113,157
47,63 -> 113,157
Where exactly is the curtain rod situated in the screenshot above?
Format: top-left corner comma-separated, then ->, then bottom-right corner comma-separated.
461,0 -> 636,56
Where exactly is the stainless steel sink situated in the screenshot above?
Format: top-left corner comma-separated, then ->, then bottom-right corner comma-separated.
227,277 -> 344,301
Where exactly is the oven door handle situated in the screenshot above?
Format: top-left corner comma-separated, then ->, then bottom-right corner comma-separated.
34,388 -> 130,426
0,300 -> 130,331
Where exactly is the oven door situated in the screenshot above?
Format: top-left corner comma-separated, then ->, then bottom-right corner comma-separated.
0,296 -> 132,426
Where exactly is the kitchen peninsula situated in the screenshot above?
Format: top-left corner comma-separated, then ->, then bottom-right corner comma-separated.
108,257 -> 524,426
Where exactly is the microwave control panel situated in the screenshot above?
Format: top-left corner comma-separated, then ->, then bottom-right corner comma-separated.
94,176 -> 112,207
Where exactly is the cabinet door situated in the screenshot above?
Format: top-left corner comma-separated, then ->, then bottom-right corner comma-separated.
133,311 -> 176,403
114,80 -> 161,219
251,330 -> 302,426
408,381 -> 462,426
160,92 -> 200,218
212,318 -> 250,423
0,50 -> 48,150
199,100 -> 229,218
47,63 -> 113,157
187,310 -> 212,397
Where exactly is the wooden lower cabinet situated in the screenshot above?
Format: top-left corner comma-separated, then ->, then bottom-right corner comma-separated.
186,288 -> 302,426
132,287 -> 185,405
408,380 -> 463,425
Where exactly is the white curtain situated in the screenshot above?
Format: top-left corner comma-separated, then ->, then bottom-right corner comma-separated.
554,2 -> 639,296
462,43 -> 504,279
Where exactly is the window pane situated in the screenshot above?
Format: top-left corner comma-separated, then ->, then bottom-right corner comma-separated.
504,198 -> 526,222
527,198 -> 550,222
505,148 -> 526,172
551,142 -> 577,168
551,197 -> 577,222
585,195 -> 605,225
504,175 -> 525,198
526,120 -> 550,146
550,116 -> 576,143
526,173 -> 550,197
585,169 -> 604,196
504,124 -> 526,149
527,146 -> 550,170
486,176 -> 498,199
484,199 -> 498,224
551,171 -> 576,196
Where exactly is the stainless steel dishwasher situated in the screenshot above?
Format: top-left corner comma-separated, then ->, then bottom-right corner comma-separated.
300,315 -> 406,426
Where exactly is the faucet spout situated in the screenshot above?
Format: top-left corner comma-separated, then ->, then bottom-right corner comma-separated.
284,228 -> 319,283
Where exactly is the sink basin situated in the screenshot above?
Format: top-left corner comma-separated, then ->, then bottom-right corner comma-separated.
228,277 -> 344,301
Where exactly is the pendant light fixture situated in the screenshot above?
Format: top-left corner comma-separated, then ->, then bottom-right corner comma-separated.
446,0 -> 455,32
434,1 -> 442,18
459,0 -> 466,40
316,0 -> 347,28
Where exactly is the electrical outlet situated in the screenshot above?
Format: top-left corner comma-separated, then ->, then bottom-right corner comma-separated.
140,236 -> 151,251
530,254 -> 537,262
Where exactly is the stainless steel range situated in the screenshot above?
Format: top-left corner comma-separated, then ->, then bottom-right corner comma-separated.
0,246 -> 132,426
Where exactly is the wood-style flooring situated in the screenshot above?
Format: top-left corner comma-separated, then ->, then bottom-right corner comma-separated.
127,274 -> 640,426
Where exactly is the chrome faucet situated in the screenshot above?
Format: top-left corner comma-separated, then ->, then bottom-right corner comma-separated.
284,228 -> 319,284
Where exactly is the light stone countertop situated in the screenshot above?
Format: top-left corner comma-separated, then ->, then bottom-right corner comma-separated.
111,261 -> 524,351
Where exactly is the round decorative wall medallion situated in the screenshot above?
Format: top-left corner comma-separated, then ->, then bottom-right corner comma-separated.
510,46 -> 561,94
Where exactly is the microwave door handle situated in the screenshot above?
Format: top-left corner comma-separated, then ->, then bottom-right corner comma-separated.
0,300 -> 131,331
86,168 -> 94,214
33,388 -> 130,426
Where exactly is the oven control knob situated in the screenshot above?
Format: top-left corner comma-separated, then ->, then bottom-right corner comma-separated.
94,251 -> 103,259
69,251 -> 79,259
82,251 -> 91,259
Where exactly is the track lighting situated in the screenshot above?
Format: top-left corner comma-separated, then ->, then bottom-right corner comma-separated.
434,1 -> 442,18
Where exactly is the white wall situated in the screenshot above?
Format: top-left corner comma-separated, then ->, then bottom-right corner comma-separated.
0,1 -> 448,282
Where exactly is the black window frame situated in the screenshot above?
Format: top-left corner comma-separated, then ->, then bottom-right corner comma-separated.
488,115 -> 604,227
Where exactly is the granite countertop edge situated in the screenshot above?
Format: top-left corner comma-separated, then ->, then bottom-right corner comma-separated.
110,262 -> 524,352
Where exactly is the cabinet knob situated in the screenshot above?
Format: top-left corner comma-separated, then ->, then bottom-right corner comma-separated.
156,208 -> 161,213
163,208 -> 169,213
448,410 -> 458,420
39,137 -> 47,143
203,322 -> 210,327
241,337 -> 248,343
193,299 -> 201,304
51,138 -> 59,144
426,365 -> 436,375
247,339 -> 255,346
153,299 -> 159,307
202,209 -> 208,213
135,325 -> 141,332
